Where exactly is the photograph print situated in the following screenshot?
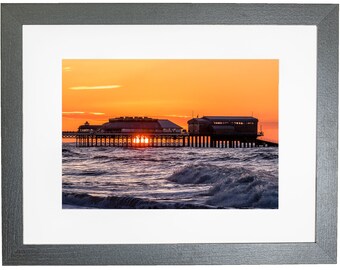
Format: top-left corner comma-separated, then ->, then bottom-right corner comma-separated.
62,59 -> 278,209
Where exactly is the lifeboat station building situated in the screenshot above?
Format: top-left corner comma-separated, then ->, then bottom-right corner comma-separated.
187,116 -> 263,148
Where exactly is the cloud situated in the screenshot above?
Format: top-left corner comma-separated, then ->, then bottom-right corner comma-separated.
62,111 -> 106,119
69,85 -> 121,90
62,111 -> 85,114
63,111 -> 105,116
90,112 -> 105,115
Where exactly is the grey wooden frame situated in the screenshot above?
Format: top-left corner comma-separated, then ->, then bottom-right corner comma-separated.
1,3 -> 338,265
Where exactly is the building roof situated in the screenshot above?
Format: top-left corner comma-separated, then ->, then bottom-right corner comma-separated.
187,118 -> 210,124
78,125 -> 102,130
203,116 -> 258,122
98,117 -> 182,132
101,121 -> 162,131
109,116 -> 155,122
157,119 -> 182,129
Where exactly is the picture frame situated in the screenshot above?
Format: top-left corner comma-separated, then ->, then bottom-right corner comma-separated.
1,3 -> 338,265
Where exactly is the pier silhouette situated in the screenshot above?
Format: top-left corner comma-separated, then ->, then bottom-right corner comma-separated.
62,116 -> 278,148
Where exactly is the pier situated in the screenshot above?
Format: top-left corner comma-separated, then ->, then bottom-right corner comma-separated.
62,132 -> 277,148
62,116 -> 278,148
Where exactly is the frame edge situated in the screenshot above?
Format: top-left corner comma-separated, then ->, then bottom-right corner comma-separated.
1,3 -> 338,265
315,4 -> 338,264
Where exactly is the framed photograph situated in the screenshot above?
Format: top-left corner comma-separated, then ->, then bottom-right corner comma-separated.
1,3 -> 338,265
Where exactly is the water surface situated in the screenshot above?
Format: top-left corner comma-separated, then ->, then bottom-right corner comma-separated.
62,144 -> 278,209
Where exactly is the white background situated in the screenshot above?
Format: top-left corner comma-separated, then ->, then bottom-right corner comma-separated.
1,0 -> 339,269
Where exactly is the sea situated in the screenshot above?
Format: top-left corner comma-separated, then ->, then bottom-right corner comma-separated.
62,143 -> 278,209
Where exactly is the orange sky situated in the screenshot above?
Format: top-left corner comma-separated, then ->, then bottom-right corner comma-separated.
63,59 -> 278,142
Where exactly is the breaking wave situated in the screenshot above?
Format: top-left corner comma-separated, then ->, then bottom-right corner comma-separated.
167,164 -> 278,209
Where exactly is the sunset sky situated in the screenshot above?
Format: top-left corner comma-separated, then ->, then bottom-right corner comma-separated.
62,59 -> 278,142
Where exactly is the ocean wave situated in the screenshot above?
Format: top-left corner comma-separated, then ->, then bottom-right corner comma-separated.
244,152 -> 278,161
92,155 -> 111,160
167,164 -> 278,209
62,192 -> 216,209
210,156 -> 241,162
206,175 -> 278,209
91,155 -> 172,163
62,148 -> 77,157
62,148 -> 87,158
62,146 -> 278,209
63,170 -> 108,176
168,164 -> 229,184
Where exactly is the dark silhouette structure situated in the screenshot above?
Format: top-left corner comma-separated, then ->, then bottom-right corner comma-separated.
99,117 -> 182,134
62,116 -> 277,148
188,116 -> 261,138
78,121 -> 101,133
187,116 -> 264,148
